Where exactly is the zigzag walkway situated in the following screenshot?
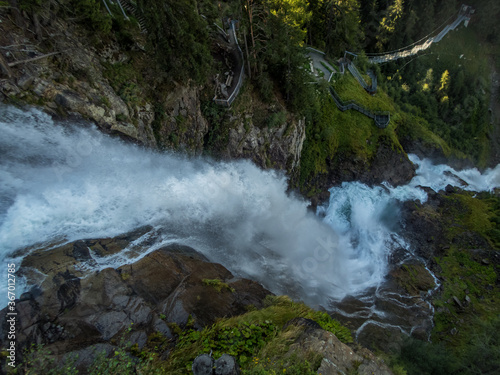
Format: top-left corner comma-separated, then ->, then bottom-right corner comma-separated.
306,50 -> 388,127
347,63 -> 377,94
329,87 -> 390,129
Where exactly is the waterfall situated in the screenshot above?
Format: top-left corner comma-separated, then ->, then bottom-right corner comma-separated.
1,104 -> 499,313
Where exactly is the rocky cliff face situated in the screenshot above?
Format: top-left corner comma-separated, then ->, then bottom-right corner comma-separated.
306,141 -> 416,206
225,111 -> 305,173
0,6 -> 306,177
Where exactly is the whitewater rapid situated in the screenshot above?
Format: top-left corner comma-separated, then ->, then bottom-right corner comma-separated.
1,105 -> 500,309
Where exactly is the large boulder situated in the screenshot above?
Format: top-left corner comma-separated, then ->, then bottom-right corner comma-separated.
0,228 -> 271,369
289,328 -> 393,375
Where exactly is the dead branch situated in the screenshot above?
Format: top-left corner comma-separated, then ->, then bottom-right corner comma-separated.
7,51 -> 61,67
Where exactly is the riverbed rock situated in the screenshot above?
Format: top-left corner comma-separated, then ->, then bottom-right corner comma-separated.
0,229 -> 271,369
305,136 -> 416,205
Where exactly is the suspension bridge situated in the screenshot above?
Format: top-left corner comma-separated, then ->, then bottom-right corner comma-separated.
345,4 -> 474,64
102,1 -> 473,129
307,4 -> 474,128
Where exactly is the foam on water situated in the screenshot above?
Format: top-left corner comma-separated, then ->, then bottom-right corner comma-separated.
1,105 -> 499,309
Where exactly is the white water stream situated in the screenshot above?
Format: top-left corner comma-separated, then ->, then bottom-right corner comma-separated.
1,105 -> 499,335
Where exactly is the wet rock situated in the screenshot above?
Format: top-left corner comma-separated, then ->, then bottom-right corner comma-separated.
356,321 -> 405,354
283,317 -> 322,331
444,171 -> 469,187
72,240 -> 91,261
1,228 -> 271,362
389,262 -> 436,296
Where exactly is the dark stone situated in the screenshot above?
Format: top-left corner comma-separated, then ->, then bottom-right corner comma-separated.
158,243 -> 210,262
72,240 -> 91,261
0,231 -> 272,363
192,354 -> 214,375
55,272 -> 81,312
54,90 -> 84,110
215,354 -> 239,375
17,74 -> 35,90
445,184 -> 457,194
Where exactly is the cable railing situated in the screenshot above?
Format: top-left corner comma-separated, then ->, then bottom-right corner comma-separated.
347,63 -> 377,94
329,87 -> 390,128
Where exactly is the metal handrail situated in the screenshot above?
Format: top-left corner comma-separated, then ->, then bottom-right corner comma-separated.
329,87 -> 390,128
214,21 -> 245,107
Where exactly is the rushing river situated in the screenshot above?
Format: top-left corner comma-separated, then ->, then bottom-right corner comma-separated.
1,104 -> 499,339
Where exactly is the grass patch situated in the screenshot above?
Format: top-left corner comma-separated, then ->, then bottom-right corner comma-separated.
202,278 -> 235,293
164,295 -> 352,374
333,73 -> 394,113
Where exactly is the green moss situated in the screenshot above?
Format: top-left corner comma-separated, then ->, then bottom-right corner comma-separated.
202,278 -> 235,293
102,62 -> 143,109
395,113 -> 452,157
333,73 -> 394,113
431,191 -> 500,350
441,192 -> 497,242
392,263 -> 436,295
298,82 -> 406,194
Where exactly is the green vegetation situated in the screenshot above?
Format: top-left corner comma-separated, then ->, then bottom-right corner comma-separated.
102,62 -> 143,109
24,0 -> 114,35
15,296 -> 351,374
298,73 -> 410,193
386,190 -> 500,375
202,278 -> 235,293
7,344 -> 78,375
431,192 -> 500,347
381,26 -> 492,166
136,0 -> 213,85
165,295 -> 351,373
392,263 -> 436,296
389,317 -> 500,375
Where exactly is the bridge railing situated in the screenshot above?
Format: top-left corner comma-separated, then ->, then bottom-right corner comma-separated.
347,62 -> 377,93
214,21 -> 245,107
360,4 -> 473,64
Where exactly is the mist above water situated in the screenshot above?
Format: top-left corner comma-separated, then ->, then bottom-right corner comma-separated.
1,105 -> 499,308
